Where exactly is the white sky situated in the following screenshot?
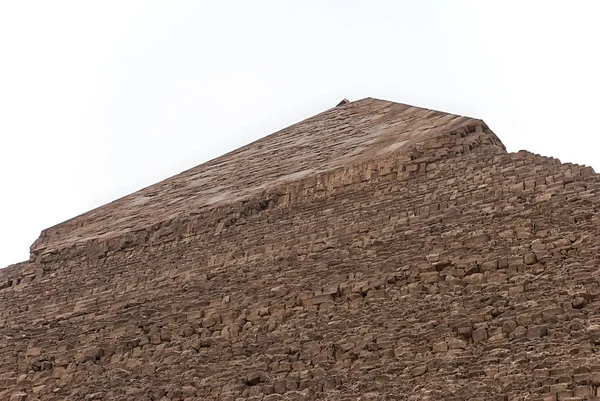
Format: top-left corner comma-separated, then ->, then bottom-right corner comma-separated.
1,1 -> 599,267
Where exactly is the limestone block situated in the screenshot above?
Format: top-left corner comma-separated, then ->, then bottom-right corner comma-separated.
527,326 -> 548,339
472,328 -> 488,343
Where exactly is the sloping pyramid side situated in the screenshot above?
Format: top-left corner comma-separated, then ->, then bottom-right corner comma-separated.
1,100 -> 600,400
27,98 -> 500,258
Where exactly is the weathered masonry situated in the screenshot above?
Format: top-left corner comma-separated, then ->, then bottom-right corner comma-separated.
2,98 -> 600,400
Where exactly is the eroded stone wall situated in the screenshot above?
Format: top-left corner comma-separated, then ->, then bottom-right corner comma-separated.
2,138 -> 600,400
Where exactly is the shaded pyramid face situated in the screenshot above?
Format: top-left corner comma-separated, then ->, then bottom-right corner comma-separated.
1,98 -> 600,400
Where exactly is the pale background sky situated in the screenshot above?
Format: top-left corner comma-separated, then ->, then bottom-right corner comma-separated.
1,1 -> 599,268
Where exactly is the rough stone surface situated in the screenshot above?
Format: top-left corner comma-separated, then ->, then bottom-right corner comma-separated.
1,97 -> 600,400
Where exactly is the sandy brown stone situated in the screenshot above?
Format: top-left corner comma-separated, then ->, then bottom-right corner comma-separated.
1,97 -> 599,400
572,297 -> 588,309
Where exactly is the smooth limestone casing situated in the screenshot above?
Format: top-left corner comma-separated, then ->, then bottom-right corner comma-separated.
1,98 -> 600,400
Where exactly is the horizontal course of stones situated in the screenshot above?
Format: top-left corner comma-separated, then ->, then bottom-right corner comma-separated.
2,134 -> 600,400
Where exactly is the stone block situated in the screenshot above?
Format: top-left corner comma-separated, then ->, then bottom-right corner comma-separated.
527,326 -> 548,339
572,297 -> 588,309
472,328 -> 488,343
432,341 -> 448,353
448,338 -> 466,350
509,326 -> 528,340
412,365 -> 427,377
25,347 -> 42,357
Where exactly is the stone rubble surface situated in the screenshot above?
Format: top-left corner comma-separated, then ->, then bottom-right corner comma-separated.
1,98 -> 600,400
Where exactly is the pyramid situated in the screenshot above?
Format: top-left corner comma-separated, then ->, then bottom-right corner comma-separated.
1,97 -> 600,400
